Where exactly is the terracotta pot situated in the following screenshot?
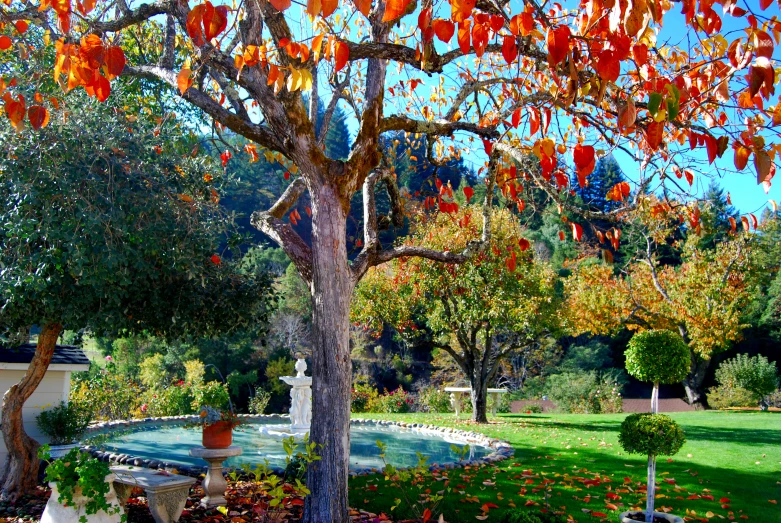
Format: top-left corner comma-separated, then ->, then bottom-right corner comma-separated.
202,421 -> 233,449
619,510 -> 684,523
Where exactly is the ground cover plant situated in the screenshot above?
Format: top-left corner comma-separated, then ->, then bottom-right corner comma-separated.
350,412 -> 780,523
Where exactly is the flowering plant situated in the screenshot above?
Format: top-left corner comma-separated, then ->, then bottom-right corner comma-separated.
197,405 -> 242,428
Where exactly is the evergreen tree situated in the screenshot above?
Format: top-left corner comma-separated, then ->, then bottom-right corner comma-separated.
698,181 -> 739,249
573,155 -> 627,212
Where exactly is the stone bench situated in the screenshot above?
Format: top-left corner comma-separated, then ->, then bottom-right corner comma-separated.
110,465 -> 195,523
444,387 -> 508,417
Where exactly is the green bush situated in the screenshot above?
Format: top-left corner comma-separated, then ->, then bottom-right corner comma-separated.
545,371 -> 623,414
70,371 -> 143,421
707,384 -> 756,409
618,413 -> 686,457
500,509 -> 568,523
714,354 -> 778,408
36,401 -> 92,445
248,388 -> 272,414
351,382 -> 379,413
192,380 -> 230,410
417,386 -> 453,413
625,330 -> 690,384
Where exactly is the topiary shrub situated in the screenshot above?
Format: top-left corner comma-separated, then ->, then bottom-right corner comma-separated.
619,413 -> 686,457
500,509 -> 568,523
625,330 -> 690,386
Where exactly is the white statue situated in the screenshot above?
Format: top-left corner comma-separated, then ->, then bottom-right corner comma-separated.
279,358 -> 312,432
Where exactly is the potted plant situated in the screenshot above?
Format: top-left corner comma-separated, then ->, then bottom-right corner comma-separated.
36,401 -> 92,458
618,330 -> 689,523
39,446 -> 124,523
198,406 -> 242,449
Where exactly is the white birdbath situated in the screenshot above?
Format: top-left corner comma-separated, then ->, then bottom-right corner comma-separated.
279,358 -> 312,433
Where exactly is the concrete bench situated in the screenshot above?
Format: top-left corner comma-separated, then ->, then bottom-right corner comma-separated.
444,387 -> 508,417
110,465 -> 195,523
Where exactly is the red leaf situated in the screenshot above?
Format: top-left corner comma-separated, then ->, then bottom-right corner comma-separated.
592,512 -> 608,518
502,35 -> 517,65
27,105 -> 49,130
546,25 -> 570,66
321,0 -> 338,17
432,19 -> 455,42
14,21 -> 29,34
104,46 -> 126,80
334,40 -> 349,72
734,145 -> 750,170
418,7 -> 432,31
457,20 -> 471,55
518,238 -> 530,251
269,0 -> 291,10
0,35 -> 12,51
422,508 -> 432,523
463,186 -> 474,203
573,143 -> 596,182
210,254 -> 222,265
684,170 -> 694,186
644,121 -> 664,150
511,108 -> 521,128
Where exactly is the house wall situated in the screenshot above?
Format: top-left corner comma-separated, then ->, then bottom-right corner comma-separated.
0,370 -> 71,474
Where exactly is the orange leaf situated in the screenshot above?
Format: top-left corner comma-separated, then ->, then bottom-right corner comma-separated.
644,121 -> 664,150
450,0 -> 475,23
546,25 -> 570,66
177,67 -> 193,94
734,145 -> 750,170
269,0 -> 291,10
321,0 -> 338,17
186,4 -> 206,46
28,105 -> 50,130
203,4 -> 228,41
354,0 -> 372,16
3,94 -> 25,128
457,20 -> 471,55
572,223 -> 583,242
382,0 -> 412,22
333,40 -> 349,72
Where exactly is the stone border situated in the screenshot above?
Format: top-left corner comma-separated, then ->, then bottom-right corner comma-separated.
80,414 -> 514,478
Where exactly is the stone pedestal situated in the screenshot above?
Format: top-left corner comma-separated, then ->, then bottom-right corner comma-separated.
189,446 -> 242,508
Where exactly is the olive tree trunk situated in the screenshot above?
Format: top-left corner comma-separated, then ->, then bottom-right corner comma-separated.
0,322 -> 63,500
303,184 -> 354,523
469,367 -> 489,423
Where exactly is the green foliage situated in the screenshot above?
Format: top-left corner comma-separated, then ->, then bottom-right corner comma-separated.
625,330 -> 690,385
500,509 -> 568,523
184,360 -> 206,388
36,401 -> 92,445
351,381 -> 380,413
618,413 -> 686,457
248,388 -> 272,414
713,354 -> 778,407
545,372 -> 623,414
193,381 -> 231,410
417,386 -> 453,413
40,447 -> 123,522
560,341 -> 615,373
144,381 -> 195,417
70,368 -> 143,421
139,353 -> 168,390
706,384 -> 757,409
265,357 -> 296,396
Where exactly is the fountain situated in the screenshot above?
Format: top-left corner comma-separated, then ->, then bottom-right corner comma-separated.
256,357 -> 312,438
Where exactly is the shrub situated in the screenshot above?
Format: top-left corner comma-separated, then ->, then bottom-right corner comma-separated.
545,372 -> 623,414
524,404 -> 543,414
351,382 -> 379,413
373,387 -> 414,413
618,413 -> 686,457
417,386 -> 453,413
625,330 -> 690,385
248,388 -> 272,414
70,371 -> 143,421
707,384 -> 756,409
36,401 -> 92,445
714,354 -> 778,409
193,380 -> 230,410
143,381 -> 195,417
139,353 -> 168,390
500,510 -> 568,523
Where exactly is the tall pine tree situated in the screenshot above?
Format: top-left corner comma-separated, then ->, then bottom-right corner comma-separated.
573,155 -> 627,212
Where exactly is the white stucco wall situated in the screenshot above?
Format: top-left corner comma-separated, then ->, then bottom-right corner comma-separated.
0,370 -> 72,474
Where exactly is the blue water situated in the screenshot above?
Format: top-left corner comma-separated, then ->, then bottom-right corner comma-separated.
83,421 -> 489,470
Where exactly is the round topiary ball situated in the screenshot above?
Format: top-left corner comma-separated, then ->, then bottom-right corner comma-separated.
625,330 -> 690,384
618,413 -> 686,457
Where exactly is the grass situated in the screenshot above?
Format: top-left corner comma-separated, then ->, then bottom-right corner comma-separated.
348,411 -> 781,523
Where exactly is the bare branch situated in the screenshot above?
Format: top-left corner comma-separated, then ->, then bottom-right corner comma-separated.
381,115 -> 500,140
159,15 -> 176,69
268,178 -> 308,219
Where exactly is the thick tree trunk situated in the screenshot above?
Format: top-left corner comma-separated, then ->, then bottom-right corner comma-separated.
470,367 -> 489,423
0,322 -> 63,500
303,184 -> 353,523
683,355 -> 710,409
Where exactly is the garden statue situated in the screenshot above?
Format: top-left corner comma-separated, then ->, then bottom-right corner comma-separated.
280,358 -> 312,433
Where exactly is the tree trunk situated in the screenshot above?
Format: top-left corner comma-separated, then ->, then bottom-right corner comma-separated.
683,355 -> 710,409
0,322 -> 63,500
303,184 -> 353,523
645,454 -> 657,522
470,367 -> 489,423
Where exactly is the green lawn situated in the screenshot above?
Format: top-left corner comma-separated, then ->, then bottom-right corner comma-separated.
349,411 -> 780,522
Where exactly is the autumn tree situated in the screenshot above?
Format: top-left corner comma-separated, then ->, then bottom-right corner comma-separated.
0,90 -> 276,498
564,198 -> 761,407
353,206 -> 560,421
1,0 -> 779,517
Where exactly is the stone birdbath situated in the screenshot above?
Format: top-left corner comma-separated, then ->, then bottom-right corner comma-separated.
188,446 -> 242,507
